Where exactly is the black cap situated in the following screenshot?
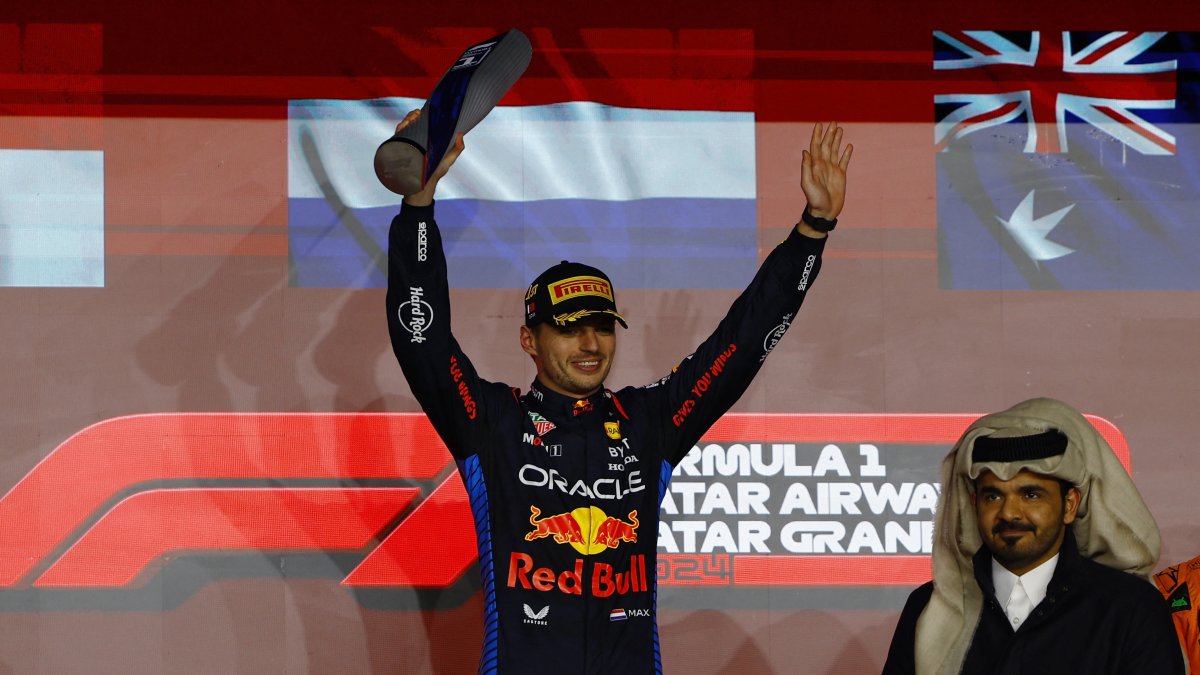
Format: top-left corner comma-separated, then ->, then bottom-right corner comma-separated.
524,261 -> 628,329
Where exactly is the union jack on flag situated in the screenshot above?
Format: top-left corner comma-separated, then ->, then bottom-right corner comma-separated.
933,31 -> 1178,154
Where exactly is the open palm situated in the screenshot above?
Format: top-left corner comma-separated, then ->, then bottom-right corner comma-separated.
801,122 -> 853,219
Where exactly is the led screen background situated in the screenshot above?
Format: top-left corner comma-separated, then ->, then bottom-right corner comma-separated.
2,1 -> 1199,673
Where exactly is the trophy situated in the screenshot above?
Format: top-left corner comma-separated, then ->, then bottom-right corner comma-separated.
374,28 -> 533,195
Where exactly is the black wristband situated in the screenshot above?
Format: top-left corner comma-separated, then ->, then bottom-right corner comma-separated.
801,206 -> 837,233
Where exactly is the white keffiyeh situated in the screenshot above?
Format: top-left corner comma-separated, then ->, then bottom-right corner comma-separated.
914,397 -> 1161,675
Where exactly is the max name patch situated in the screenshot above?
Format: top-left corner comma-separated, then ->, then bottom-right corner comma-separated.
550,276 -> 613,304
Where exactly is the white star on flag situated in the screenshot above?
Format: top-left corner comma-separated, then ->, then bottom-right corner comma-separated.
996,190 -> 1076,262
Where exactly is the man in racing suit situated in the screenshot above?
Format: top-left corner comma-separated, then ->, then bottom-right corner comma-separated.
386,109 -> 853,674
1157,554 -> 1200,673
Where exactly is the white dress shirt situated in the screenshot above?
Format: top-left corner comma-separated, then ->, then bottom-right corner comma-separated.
991,553 -> 1059,630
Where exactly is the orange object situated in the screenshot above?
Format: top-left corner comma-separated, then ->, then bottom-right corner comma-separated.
1156,555 -> 1200,674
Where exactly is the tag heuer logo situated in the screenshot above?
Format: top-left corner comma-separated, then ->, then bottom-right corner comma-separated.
528,412 -> 556,436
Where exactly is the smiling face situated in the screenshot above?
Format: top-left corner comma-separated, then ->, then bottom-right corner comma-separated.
520,316 -> 617,398
971,469 -> 1081,576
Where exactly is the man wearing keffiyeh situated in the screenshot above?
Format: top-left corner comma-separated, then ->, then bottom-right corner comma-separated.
882,397 -> 1184,674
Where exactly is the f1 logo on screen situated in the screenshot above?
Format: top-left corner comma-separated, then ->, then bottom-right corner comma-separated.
0,413 -> 1129,606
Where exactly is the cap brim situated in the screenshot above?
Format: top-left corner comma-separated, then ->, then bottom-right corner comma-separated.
552,309 -> 628,329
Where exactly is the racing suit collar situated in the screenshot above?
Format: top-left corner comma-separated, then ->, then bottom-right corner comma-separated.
528,379 -> 609,415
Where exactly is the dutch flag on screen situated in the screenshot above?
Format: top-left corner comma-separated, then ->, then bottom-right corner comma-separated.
609,608 -> 627,621
287,97 -> 757,289
0,149 -> 104,288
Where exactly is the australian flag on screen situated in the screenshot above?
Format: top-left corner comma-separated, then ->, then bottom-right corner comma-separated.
935,31 -> 1200,290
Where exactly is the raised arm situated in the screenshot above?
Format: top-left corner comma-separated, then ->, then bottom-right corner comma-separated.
644,123 -> 854,462
385,111 -> 490,459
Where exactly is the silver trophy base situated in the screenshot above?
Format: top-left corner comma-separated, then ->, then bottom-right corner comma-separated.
374,140 -> 425,196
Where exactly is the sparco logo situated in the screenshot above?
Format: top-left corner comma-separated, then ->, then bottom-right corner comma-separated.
797,255 -> 816,291
416,221 -> 428,262
398,286 -> 433,343
760,313 -> 793,363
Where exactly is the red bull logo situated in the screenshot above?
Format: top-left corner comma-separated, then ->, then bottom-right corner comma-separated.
525,506 -> 587,546
525,505 -> 639,555
507,552 -> 649,598
593,511 -> 639,549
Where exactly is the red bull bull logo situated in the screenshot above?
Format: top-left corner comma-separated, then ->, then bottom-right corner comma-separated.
525,505 -> 638,554
525,506 -> 587,546
593,512 -> 639,549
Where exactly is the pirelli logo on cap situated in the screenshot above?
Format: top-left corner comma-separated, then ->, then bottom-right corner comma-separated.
549,276 -> 613,305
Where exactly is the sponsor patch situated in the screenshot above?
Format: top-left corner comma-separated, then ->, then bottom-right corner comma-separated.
415,221 -> 428,262
398,287 -> 434,343
1167,582 -> 1191,613
549,275 -> 613,305
507,551 -> 649,598
518,461 -> 643,499
760,313 -> 793,362
610,607 -> 650,620
797,254 -> 816,291
528,411 -> 556,436
525,505 -> 639,555
605,421 -> 621,440
523,603 -> 549,626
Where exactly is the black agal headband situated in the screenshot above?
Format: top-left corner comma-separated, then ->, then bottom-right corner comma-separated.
972,429 -> 1068,463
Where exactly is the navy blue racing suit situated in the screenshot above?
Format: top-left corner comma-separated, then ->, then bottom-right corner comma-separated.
386,201 -> 827,674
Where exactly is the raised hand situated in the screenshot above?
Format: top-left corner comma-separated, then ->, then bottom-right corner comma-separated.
397,110 -> 466,207
800,122 -> 853,221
